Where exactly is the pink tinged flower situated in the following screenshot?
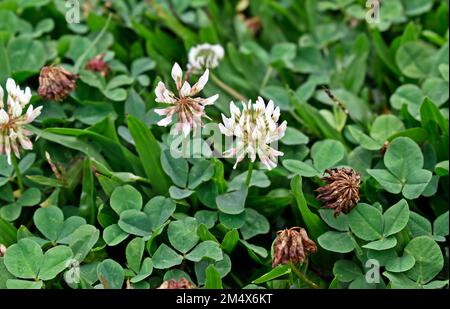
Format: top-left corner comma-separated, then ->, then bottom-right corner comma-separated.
219,97 -> 288,170
153,63 -> 219,137
0,78 -> 42,165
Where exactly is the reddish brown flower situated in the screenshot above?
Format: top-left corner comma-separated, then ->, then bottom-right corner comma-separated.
316,168 -> 361,217
272,227 -> 317,268
0,244 -> 6,257
157,277 -> 195,289
85,54 -> 110,77
38,66 -> 78,101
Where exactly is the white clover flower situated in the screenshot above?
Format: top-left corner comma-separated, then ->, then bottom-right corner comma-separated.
188,43 -> 225,72
0,78 -> 42,165
154,63 -> 219,137
219,97 -> 287,170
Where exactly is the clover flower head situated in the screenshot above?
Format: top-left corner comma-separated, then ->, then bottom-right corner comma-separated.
219,97 -> 287,170
38,66 -> 78,101
188,43 -> 225,72
272,227 -> 317,268
0,78 -> 42,165
316,168 -> 361,217
154,62 -> 219,137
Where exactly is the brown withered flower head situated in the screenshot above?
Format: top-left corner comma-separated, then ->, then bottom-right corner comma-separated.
0,244 -> 6,257
316,168 -> 361,217
85,54 -> 110,77
272,227 -> 317,268
38,66 -> 78,101
157,277 -> 195,289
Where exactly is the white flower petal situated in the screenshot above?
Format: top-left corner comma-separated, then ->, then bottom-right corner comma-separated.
190,69 -> 209,95
0,109 -> 9,124
171,62 -> 183,90
201,94 -> 219,106
157,115 -> 173,127
180,81 -> 192,97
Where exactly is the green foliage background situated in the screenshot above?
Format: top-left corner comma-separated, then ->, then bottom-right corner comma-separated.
0,0 -> 448,289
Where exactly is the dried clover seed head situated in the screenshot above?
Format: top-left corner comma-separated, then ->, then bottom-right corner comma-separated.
38,66 -> 78,101
316,168 -> 361,217
157,277 -> 195,289
0,244 -> 6,257
272,227 -> 317,268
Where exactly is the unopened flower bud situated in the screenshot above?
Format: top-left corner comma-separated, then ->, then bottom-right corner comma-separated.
0,244 -> 6,257
85,54 -> 110,77
316,168 -> 361,217
38,66 -> 78,101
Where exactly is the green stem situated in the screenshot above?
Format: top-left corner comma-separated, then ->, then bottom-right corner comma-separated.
230,272 -> 244,288
260,66 -> 273,90
11,155 -> 24,193
289,261 -> 320,289
245,161 -> 254,187
210,73 -> 247,102
73,14 -> 112,73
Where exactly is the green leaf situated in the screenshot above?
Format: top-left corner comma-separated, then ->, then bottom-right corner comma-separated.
318,209 -> 349,232
68,225 -> 100,262
103,224 -> 129,246
205,265 -> 223,289
282,160 -> 320,177
97,259 -> 124,289
188,160 -> 215,189
57,216 -> 87,244
4,239 -> 43,279
168,217 -> 199,254
33,206 -> 64,242
221,229 -> 239,254
435,161 -> 449,176
7,37 -> 46,74
370,115 -> 405,143
131,257 -> 153,283
405,236 -> 444,284
367,169 -> 403,194
127,115 -> 170,195
396,41 -> 435,79
118,210 -> 152,238
318,231 -> 354,253
333,260 -> 362,283
169,186 -> 194,200
383,199 -> 410,236
194,210 -> 217,230
126,238 -> 145,274
161,149 -> 189,188
79,158 -> 96,224
0,218 -> 17,246
38,246 -> 73,281
252,264 -> 291,284
143,196 -> 176,230
110,185 -> 143,215
240,209 -> 270,240
362,237 -> 397,250
311,139 -> 345,171
383,272 -> 421,288
408,212 -> 433,238
152,244 -> 183,269
280,127 -> 309,145
433,211 -> 449,238
16,188 -> 41,207
291,175 -> 328,240
348,203 -> 383,241
216,185 -> 247,215
385,254 -> 416,273
6,279 -> 43,289
186,241 -> 223,262
404,0 -> 433,16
